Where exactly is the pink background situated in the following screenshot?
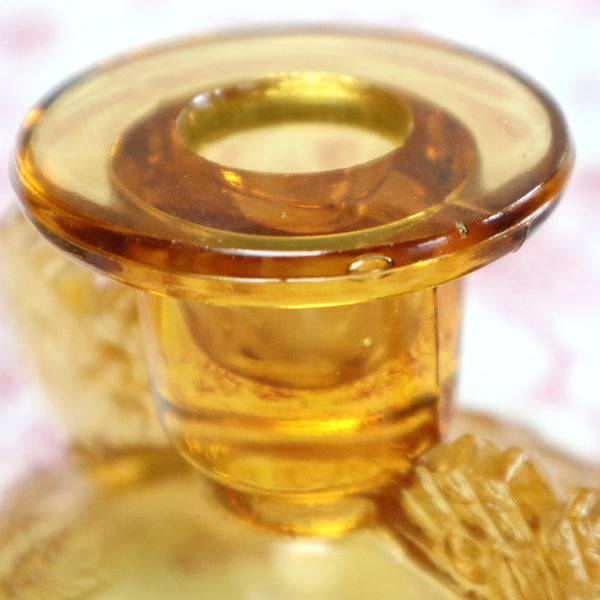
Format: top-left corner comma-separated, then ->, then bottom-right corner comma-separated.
0,0 -> 599,490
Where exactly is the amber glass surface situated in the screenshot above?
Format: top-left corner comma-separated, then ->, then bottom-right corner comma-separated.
140,281 -> 460,506
5,27 -> 580,598
1,432 -> 599,599
10,27 -> 572,529
13,29 -> 571,303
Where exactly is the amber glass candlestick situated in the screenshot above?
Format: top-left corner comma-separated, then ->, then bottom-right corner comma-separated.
11,28 -> 571,531
4,27 -> 581,599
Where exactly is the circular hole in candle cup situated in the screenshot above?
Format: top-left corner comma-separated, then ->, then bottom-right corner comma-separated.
175,73 -> 413,233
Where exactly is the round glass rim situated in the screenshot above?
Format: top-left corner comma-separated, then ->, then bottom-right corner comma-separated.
11,25 -> 574,290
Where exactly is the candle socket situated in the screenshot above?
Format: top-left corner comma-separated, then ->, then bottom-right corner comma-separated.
139,281 -> 461,504
11,29 -> 572,534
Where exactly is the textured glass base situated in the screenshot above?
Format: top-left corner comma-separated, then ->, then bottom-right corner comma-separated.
2,413 -> 598,600
0,454 -> 451,600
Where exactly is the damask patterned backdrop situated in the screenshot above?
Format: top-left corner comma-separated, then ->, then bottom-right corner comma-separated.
0,0 -> 598,492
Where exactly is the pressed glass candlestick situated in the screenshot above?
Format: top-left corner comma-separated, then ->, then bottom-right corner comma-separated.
2,27 -> 589,599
